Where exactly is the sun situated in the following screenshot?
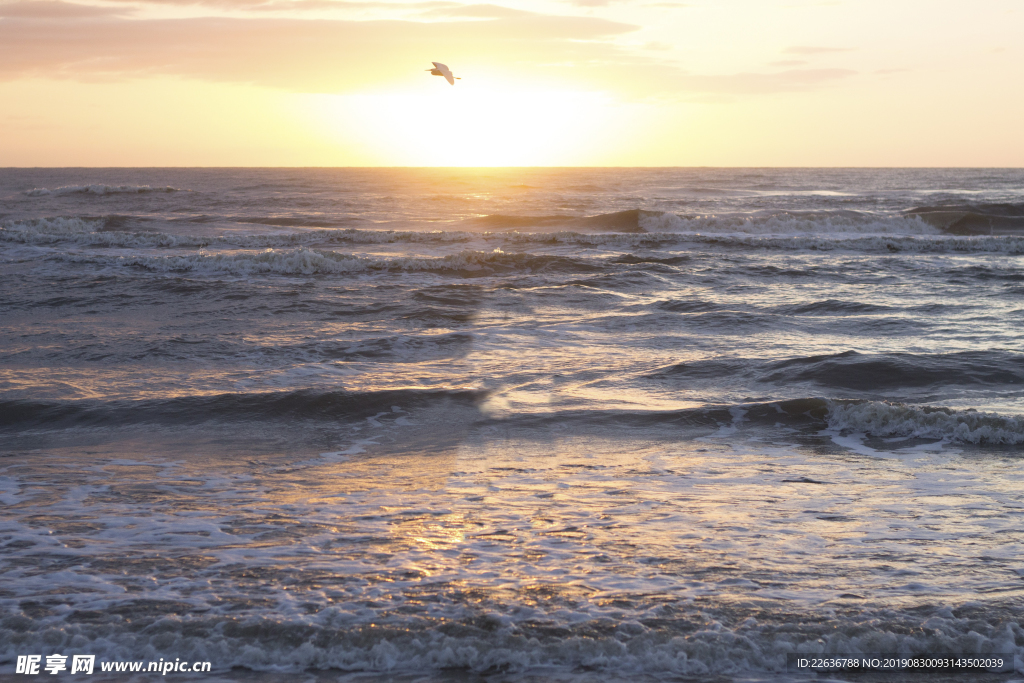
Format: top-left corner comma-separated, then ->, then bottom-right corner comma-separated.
297,79 -> 623,166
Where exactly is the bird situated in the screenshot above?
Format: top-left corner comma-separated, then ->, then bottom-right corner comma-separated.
426,62 -> 460,85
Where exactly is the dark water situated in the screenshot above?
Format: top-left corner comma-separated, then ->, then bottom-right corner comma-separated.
1,168 -> 1023,680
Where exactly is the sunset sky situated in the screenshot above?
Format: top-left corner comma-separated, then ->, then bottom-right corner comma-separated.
1,0 -> 1021,166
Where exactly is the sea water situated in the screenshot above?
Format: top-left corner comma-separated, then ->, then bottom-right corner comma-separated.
1,168 -> 1023,680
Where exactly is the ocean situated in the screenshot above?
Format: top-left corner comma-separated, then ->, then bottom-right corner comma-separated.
1,167 -> 1023,681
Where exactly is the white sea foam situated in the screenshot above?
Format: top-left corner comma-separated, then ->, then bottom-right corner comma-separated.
23,184 -> 185,196
827,400 -> 1024,445
0,611 -> 1019,677
1,441 -> 1022,678
4,168 -> 1024,680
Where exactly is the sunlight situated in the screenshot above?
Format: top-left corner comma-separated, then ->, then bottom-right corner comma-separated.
298,82 -> 620,166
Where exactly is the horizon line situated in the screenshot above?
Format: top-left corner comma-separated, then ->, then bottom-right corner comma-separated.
3,165 -> 1024,170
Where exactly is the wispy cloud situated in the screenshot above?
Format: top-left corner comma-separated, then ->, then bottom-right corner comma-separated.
0,9 -> 855,98
562,0 -> 615,7
783,45 -> 853,55
245,0 -> 460,11
419,3 -> 532,18
0,12 -> 638,90
64,0 -> 459,8
0,1 -> 128,18
630,67 -> 855,98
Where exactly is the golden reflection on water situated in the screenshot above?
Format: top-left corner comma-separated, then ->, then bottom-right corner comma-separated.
10,414 -> 1024,613
400,516 -> 467,550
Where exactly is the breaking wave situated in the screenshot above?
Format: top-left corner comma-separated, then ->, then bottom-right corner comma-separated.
1,605 -> 1020,678
7,386 -> 1021,446
495,397 -> 1024,446
826,400 -> 1024,445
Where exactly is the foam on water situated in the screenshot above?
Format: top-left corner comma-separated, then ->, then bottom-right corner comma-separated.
3,168 -> 1024,680
1,420 -> 1022,678
826,400 -> 1024,445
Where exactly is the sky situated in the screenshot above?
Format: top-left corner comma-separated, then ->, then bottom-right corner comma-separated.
0,0 -> 1022,166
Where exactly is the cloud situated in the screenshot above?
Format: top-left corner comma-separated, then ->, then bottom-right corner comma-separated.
70,0 -> 458,7
0,12 -> 638,90
0,10 -> 855,98
0,1 -> 127,18
783,45 -> 853,55
246,0 -> 453,11
694,68 -> 855,93
419,3 -> 532,18
625,66 -> 855,98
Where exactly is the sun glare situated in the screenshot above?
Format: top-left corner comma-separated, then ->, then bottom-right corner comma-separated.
299,82 -> 621,166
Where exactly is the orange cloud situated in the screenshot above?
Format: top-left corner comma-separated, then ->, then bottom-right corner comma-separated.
0,13 -> 634,88
0,9 -> 854,97
0,1 -> 127,18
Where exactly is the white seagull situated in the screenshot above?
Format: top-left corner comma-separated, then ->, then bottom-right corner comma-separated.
426,62 -> 460,85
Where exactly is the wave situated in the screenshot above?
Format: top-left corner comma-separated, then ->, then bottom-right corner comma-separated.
52,247 -> 606,277
467,209 -> 648,233
497,230 -> 1024,254
760,350 -> 1024,392
22,184 -> 185,197
467,208 -> 945,236
6,217 -> 1024,255
771,299 -> 894,315
486,394 -> 1024,446
908,203 -> 1024,235
826,400 -> 1024,445
4,387 -> 1021,447
649,350 -> 1024,393
694,233 -> 1024,253
909,202 -> 1024,217
237,216 -> 352,228
639,209 -> 943,235
0,217 -> 475,249
0,388 -> 484,431
612,253 -> 692,266
1,216 -> 104,239
1,602 -> 1019,677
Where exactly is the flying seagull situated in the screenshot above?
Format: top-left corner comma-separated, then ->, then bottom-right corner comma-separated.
426,62 -> 460,85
